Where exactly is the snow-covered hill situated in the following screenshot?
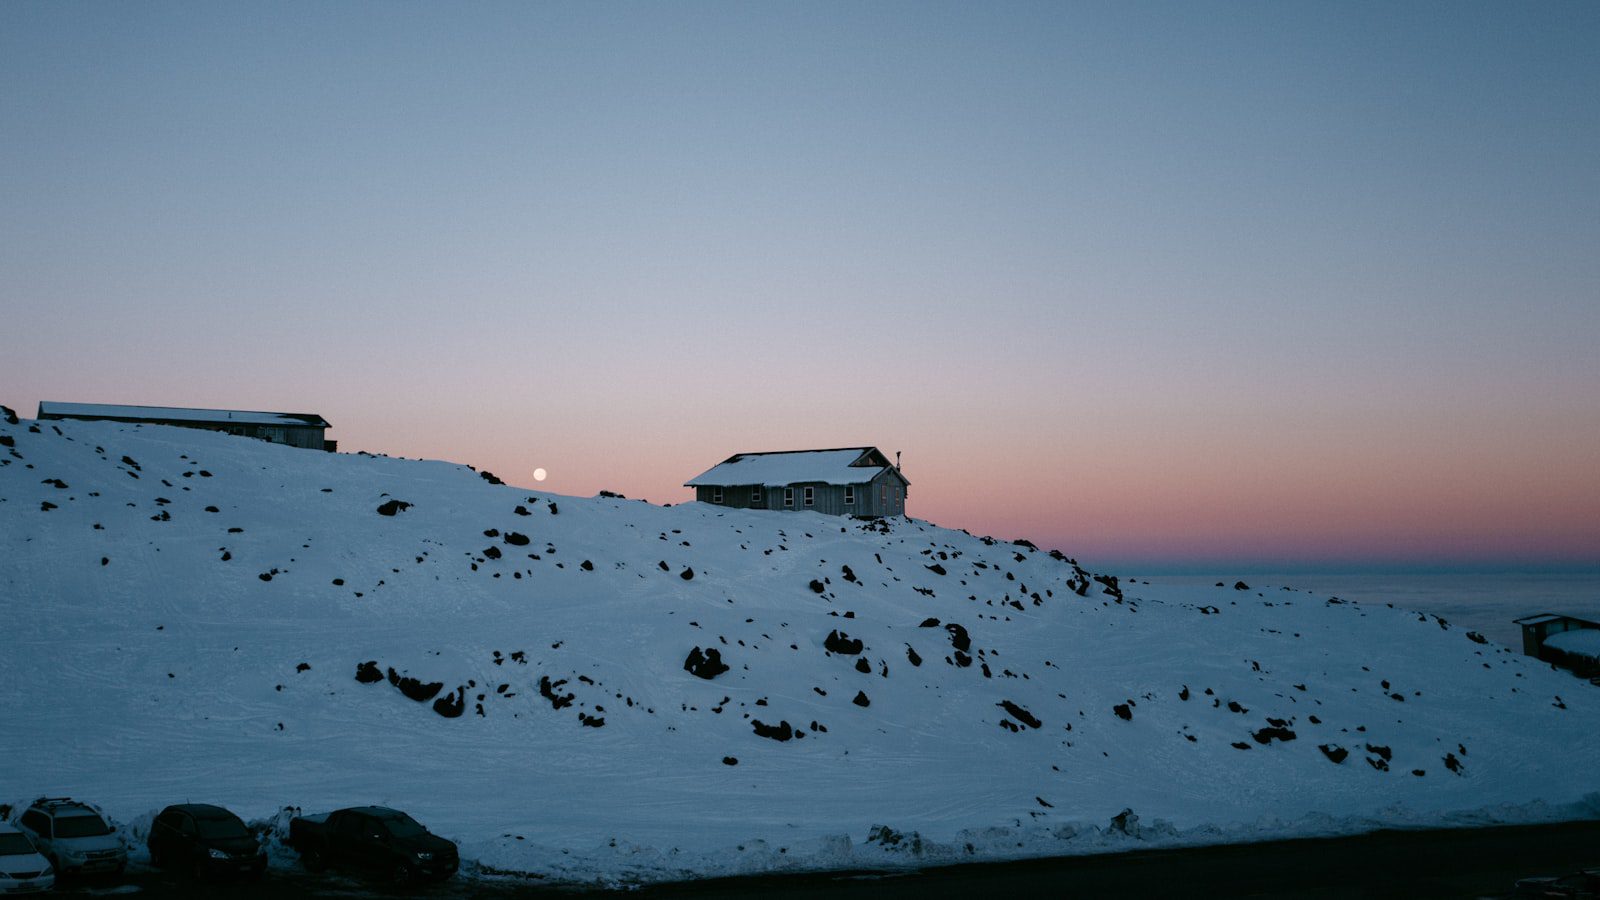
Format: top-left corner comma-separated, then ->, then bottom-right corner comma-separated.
2,411 -> 1597,886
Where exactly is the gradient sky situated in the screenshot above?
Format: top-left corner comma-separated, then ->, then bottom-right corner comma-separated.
3,2 -> 1597,571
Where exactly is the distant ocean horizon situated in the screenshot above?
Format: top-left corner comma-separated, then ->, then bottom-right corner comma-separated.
1127,569 -> 1600,651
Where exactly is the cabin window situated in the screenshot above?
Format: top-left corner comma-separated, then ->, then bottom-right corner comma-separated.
803,486 -> 815,507
784,487 -> 794,508
844,486 -> 855,505
751,486 -> 763,504
711,487 -> 723,503
881,486 -> 887,506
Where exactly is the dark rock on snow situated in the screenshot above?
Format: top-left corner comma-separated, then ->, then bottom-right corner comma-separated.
824,630 -> 864,655
683,646 -> 730,680
433,687 -> 465,718
998,700 -> 1042,729
376,499 -> 412,516
752,719 -> 794,741
1252,726 -> 1297,745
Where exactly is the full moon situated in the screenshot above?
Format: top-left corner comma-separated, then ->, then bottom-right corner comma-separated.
533,467 -> 547,482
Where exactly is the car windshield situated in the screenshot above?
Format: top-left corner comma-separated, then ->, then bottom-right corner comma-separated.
53,815 -> 112,838
378,815 -> 425,838
0,833 -> 37,855
196,816 -> 250,840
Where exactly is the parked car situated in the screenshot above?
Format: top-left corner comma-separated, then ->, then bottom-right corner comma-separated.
0,822 -> 54,894
148,803 -> 267,881
13,797 -> 126,877
288,806 -> 458,883
1516,868 -> 1600,898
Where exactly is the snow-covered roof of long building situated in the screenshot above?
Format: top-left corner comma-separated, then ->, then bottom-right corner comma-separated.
38,401 -> 330,428
1544,628 -> 1600,660
685,447 -> 906,488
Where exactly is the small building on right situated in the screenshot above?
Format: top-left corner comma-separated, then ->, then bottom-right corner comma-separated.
685,447 -> 909,517
1513,613 -> 1600,678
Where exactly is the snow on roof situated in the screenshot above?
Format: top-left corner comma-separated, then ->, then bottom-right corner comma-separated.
1544,627 -> 1600,660
1514,613 -> 1576,626
38,401 -> 329,429
685,448 -> 897,488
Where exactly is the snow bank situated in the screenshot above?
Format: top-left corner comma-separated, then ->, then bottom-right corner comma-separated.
3,412 -> 1598,886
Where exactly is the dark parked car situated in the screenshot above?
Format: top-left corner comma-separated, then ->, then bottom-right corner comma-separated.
288,806 -> 458,884
147,804 -> 266,881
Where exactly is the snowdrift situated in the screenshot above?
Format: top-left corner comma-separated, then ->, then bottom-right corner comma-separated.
2,411 -> 1597,886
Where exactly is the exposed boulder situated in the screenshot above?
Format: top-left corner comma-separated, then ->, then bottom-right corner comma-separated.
684,646 -> 730,680
433,687 -> 465,718
752,719 -> 794,741
539,676 -> 575,710
388,669 -> 444,703
824,630 -> 864,655
1252,726 -> 1297,745
998,700 -> 1042,729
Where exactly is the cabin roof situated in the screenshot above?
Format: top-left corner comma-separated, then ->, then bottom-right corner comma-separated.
685,447 -> 908,488
1512,613 -> 1595,627
38,401 -> 330,429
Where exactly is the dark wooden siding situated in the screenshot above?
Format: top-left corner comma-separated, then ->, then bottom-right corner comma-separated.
696,472 -> 907,517
695,484 -> 777,510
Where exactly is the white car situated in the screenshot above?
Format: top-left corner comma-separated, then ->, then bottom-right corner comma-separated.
0,821 -> 54,894
14,797 -> 126,877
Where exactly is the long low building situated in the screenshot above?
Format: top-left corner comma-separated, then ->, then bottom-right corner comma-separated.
37,401 -> 334,451
685,447 -> 909,517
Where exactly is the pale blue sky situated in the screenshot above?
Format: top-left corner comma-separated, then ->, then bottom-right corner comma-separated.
3,2 -> 1596,568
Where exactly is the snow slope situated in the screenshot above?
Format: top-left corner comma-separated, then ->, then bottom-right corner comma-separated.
2,413 -> 1598,886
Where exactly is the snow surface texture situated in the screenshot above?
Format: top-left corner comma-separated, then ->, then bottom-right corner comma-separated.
2,414 -> 1598,888
1545,628 -> 1600,661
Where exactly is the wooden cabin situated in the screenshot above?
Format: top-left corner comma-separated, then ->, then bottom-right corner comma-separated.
685,447 -> 909,517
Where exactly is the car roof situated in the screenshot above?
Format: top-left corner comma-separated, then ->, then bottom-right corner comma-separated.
30,798 -> 97,816
346,806 -> 407,818
160,803 -> 239,819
